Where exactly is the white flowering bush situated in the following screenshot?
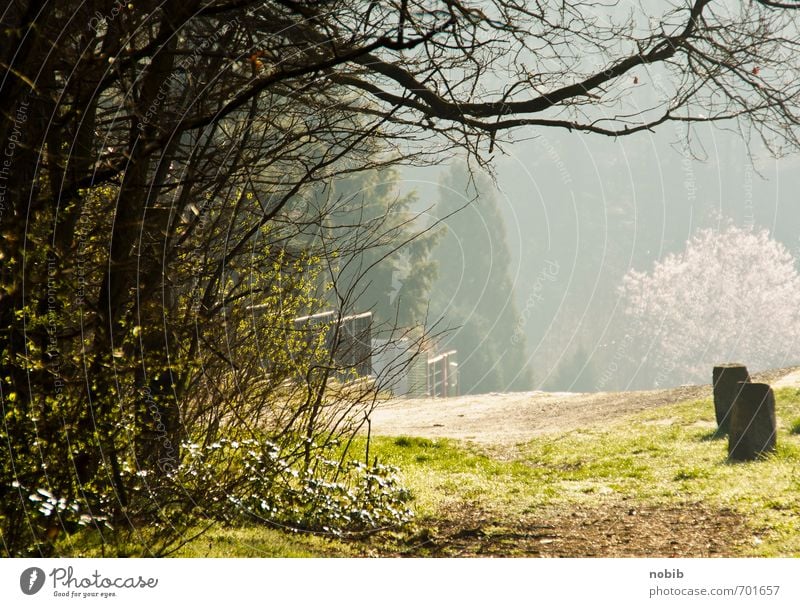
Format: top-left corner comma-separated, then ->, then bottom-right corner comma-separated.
7,437 -> 412,555
171,438 -> 413,536
619,225 -> 800,386
3,481 -> 112,555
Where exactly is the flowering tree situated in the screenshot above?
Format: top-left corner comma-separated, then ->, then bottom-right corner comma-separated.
620,225 -> 800,387
6,0 -> 800,554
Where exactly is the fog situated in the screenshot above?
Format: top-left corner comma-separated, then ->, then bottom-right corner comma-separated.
402,124 -> 800,393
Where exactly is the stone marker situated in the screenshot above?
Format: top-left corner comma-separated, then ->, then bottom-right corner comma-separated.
728,382 -> 777,462
712,363 -> 750,435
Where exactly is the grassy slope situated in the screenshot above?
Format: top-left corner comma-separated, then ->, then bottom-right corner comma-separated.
61,388 -> 800,556
370,388 -> 800,556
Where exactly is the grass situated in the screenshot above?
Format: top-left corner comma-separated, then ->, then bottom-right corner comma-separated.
56,524 -> 353,558
169,526 -> 355,557
318,387 -> 795,555
364,387 -> 800,556
58,387 -> 800,556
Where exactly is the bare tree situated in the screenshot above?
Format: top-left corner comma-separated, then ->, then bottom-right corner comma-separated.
3,0 -> 800,555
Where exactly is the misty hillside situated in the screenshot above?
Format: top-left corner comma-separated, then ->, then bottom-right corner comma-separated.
405,127 -> 800,393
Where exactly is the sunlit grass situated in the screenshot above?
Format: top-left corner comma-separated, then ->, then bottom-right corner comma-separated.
57,387 -> 800,556
56,522 -> 354,558
366,387 -> 800,556
169,526 -> 354,557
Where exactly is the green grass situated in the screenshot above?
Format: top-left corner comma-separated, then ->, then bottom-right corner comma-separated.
56,522 -> 354,558
169,526 -> 354,557
57,387 -> 800,556
363,388 -> 800,556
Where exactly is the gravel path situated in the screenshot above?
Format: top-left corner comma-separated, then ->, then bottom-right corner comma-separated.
370,367 -> 800,445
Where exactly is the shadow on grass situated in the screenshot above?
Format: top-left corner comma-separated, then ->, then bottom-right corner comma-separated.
699,429 -> 726,442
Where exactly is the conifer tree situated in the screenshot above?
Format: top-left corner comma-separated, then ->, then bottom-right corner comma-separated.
431,163 -> 532,393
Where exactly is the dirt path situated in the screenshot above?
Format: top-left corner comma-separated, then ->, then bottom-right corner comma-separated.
362,367 -> 799,557
370,367 -> 799,445
366,500 -> 756,557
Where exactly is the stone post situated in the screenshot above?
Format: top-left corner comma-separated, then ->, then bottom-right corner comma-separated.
712,363 -> 750,435
728,382 -> 777,462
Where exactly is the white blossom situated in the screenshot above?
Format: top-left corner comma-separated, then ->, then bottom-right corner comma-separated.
620,225 -> 800,385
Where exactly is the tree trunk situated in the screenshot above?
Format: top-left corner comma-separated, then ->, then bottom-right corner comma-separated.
728,382 -> 777,462
712,363 -> 750,435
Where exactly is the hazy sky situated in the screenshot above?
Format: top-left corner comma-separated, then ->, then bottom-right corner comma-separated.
401,121 -> 800,390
